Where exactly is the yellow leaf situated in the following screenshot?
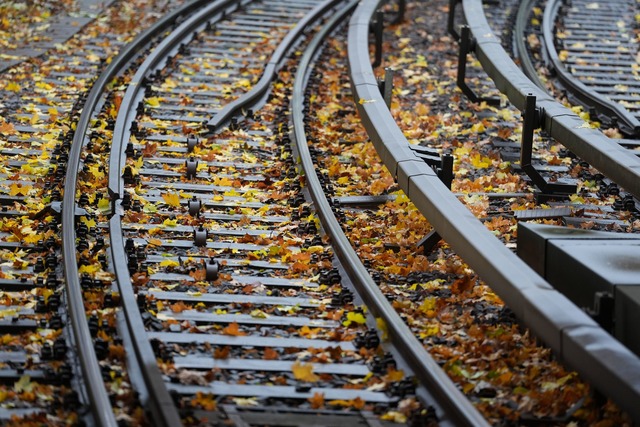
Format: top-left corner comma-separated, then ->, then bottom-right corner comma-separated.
342,311 -> 367,327
162,193 -> 181,207
250,309 -> 268,319
89,165 -> 105,180
163,218 -> 178,227
159,259 -> 180,268
292,361 -> 319,382
147,238 -> 163,246
78,264 -> 100,274
5,82 -> 20,92
8,183 -> 31,196
146,97 -> 161,107
14,375 -> 32,393
80,217 -> 97,228
97,198 -> 110,213
376,317 -> 388,341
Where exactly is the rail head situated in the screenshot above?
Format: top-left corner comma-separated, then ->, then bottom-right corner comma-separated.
348,0 -> 640,422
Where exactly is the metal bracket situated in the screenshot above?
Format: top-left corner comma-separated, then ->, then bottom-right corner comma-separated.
448,0 -> 461,40
377,67 -> 394,108
371,10 -> 384,68
391,0 -> 406,24
520,94 -> 577,195
410,149 -> 454,253
456,25 -> 500,105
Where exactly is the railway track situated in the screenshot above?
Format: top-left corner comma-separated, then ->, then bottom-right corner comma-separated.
351,0 -> 640,423
2,0 -> 640,425
64,0 -> 488,425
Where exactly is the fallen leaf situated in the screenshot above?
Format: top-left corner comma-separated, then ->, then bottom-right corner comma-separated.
162,192 -> 181,207
292,361 -> 320,382
222,322 -> 246,336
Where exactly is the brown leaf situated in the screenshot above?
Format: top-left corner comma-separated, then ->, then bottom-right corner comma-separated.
142,142 -> 158,157
263,347 -> 279,360
214,346 -> 230,359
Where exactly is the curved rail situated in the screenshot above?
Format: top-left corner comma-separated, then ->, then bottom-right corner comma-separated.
108,0 -> 244,200
541,0 -> 640,137
64,1 -> 223,425
206,0 -> 344,131
348,0 -> 640,422
105,1 -> 263,426
458,0 -> 640,199
513,0 -> 546,90
292,3 -> 488,426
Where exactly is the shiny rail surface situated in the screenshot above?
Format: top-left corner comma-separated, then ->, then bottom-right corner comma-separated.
348,0 -> 640,422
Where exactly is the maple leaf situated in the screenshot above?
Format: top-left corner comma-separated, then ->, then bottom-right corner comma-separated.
142,142 -> 158,157
5,82 -> 20,92
292,361 -> 319,382
191,392 -> 217,410
145,97 -> 162,107
188,269 -> 207,281
169,301 -> 189,313
0,121 -> 16,135
159,259 -> 180,268
214,346 -> 230,359
222,322 -> 246,336
161,192 -> 181,207
308,392 -> 325,409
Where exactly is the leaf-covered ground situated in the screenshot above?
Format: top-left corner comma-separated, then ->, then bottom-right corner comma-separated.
306,1 -> 634,425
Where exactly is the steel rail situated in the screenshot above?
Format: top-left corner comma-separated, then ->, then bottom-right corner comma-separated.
513,0 -> 546,90
105,2 -> 258,426
457,0 -> 640,199
541,0 -> 640,137
348,0 -> 640,422
292,3 -> 488,425
64,1 -> 231,425
206,0 -> 344,131
108,0 -> 247,201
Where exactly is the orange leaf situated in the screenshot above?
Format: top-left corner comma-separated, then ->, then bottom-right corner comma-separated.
189,269 -> 207,281
170,301 -> 190,313
451,276 -> 474,294
0,121 -> 16,135
328,397 -> 365,409
263,347 -> 278,360
292,361 -> 319,382
308,392 -> 325,409
222,322 -> 246,336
